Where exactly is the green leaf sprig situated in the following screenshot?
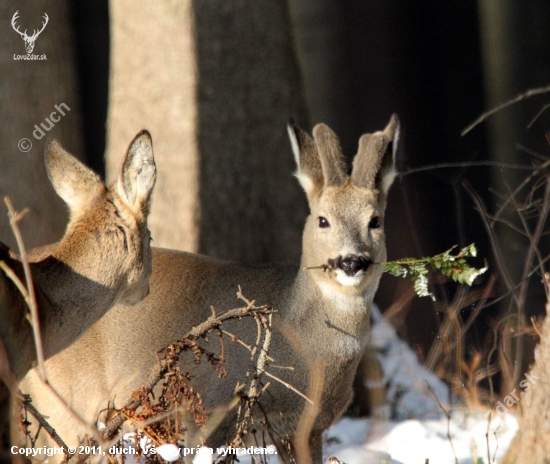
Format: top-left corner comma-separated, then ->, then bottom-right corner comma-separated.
381,243 -> 488,300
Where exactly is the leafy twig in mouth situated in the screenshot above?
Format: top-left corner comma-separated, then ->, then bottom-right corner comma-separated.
304,243 -> 488,300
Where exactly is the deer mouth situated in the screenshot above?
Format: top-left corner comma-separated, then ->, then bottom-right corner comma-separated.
328,254 -> 372,277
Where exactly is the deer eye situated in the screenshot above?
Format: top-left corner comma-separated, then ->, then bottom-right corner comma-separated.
318,216 -> 330,228
369,217 -> 381,229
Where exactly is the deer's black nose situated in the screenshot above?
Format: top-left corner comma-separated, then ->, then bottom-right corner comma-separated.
334,255 -> 371,276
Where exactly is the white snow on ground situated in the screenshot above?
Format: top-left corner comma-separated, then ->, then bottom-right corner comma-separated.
369,304 -> 450,420
324,412 -> 517,464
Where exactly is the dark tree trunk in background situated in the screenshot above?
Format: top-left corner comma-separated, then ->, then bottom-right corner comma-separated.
106,0 -> 307,264
0,1 -> 84,249
193,1 -> 308,263
69,1 -> 110,177
0,1 -> 84,462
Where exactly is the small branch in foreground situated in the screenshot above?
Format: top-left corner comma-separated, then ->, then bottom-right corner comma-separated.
230,311 -> 273,452
400,161 -> 535,177
263,371 -> 312,405
486,410 -> 492,464
3,197 -> 45,380
0,261 -> 31,312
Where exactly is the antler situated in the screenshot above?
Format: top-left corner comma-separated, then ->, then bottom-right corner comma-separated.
29,13 -> 49,39
11,11 -> 28,39
11,11 -> 48,40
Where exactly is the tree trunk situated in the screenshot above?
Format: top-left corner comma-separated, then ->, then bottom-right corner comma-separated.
106,0 -> 307,264
0,1 -> 84,249
0,2 -> 84,462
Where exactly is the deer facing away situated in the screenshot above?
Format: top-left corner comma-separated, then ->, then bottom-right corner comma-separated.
1,131 -> 156,463
1,131 -> 156,383
21,116 -> 399,462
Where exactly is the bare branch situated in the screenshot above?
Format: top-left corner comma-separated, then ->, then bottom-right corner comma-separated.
401,161 -> 535,177
462,84 -> 550,135
263,371 -> 312,405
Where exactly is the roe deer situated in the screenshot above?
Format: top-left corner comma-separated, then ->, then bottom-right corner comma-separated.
1,131 -> 156,381
1,131 -> 156,464
21,116 -> 399,463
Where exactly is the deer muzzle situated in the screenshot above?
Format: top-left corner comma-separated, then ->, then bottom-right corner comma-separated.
328,254 -> 371,276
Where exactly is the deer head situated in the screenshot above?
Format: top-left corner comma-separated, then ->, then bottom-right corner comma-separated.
11,11 -> 49,54
288,115 -> 400,295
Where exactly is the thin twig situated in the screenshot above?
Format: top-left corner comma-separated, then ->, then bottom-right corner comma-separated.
4,197 -> 46,380
462,84 -> 550,135
38,376 -> 104,446
401,161 -> 535,177
0,261 -> 32,311
461,181 -> 517,300
516,144 -> 549,162
531,315 -> 543,339
492,427 -> 500,463
527,102 -> 550,129
426,382 -> 458,464
263,371 -> 312,405
486,409 -> 492,464
493,159 -> 550,228
220,328 -> 275,362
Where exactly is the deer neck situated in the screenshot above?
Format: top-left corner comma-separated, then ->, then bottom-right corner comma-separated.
290,262 -> 375,356
30,254 -> 122,359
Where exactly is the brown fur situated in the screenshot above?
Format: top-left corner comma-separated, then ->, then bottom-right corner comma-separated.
1,131 -> 156,380
21,116 -> 399,463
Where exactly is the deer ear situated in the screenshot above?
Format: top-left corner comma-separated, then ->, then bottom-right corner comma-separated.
351,114 -> 399,196
45,140 -> 104,217
312,123 -> 347,188
287,118 -> 323,199
116,130 -> 157,215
